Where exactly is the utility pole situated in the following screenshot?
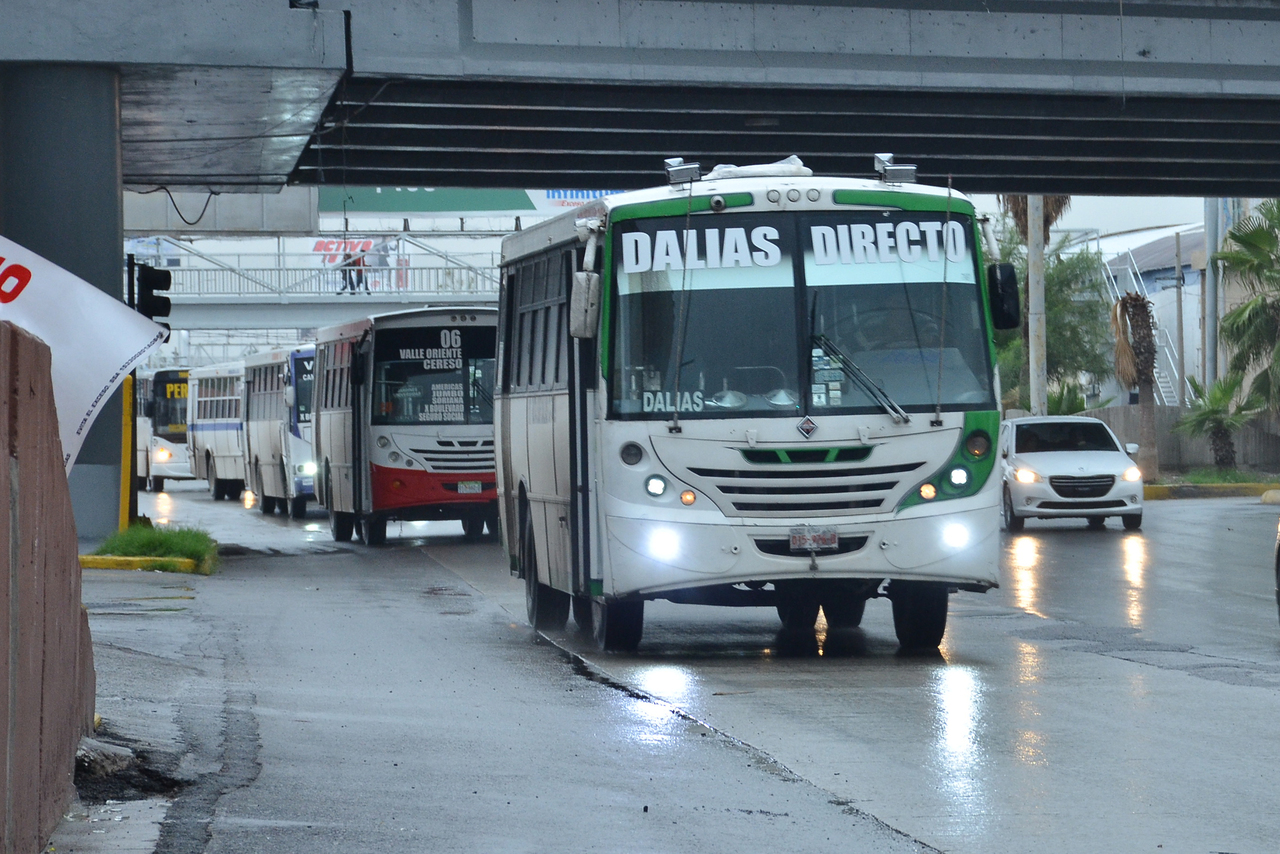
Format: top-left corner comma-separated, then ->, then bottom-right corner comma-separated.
1204,198 -> 1219,382
1027,195 -> 1047,416
1175,232 -> 1185,407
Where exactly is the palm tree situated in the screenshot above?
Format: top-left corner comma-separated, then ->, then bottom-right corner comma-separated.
1113,292 -> 1160,480
1174,374 -> 1265,469
1216,199 -> 1280,408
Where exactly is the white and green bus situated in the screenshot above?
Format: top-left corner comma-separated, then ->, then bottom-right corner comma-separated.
495,156 -> 1019,652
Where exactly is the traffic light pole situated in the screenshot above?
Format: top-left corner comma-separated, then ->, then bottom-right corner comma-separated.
124,253 -> 138,527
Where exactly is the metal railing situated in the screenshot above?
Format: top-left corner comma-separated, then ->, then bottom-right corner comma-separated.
1100,250 -> 1193,405
166,265 -> 498,298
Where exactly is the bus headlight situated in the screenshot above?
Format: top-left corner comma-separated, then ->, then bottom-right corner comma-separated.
645,475 -> 668,497
948,467 -> 969,487
388,451 -> 401,463
153,447 -> 172,462
620,442 -> 644,465
647,528 -> 680,562
302,461 -> 318,476
942,523 -> 970,549
919,483 -> 937,500
680,490 -> 696,506
376,436 -> 390,449
1015,468 -> 1040,484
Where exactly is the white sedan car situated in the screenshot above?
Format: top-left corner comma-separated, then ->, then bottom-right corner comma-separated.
999,416 -> 1144,531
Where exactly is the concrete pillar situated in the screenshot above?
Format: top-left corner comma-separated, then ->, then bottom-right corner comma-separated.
0,65 -> 124,540
1027,195 -> 1047,416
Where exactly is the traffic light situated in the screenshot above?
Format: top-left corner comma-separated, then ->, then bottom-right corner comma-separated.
136,264 -> 172,320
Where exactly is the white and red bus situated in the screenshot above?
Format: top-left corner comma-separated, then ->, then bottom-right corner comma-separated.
313,306 -> 498,544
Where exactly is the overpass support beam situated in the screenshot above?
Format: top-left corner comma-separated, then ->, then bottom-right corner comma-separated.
0,64 -> 124,539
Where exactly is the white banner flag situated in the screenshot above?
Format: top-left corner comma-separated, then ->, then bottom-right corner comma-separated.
0,235 -> 167,471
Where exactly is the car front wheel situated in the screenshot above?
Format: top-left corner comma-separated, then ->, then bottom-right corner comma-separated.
1002,487 -> 1024,532
1122,512 -> 1143,531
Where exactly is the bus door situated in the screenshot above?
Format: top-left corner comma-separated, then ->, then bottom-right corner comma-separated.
568,333 -> 596,599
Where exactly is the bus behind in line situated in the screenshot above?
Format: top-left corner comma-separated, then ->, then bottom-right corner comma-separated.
136,368 -> 194,493
188,362 -> 247,501
243,346 -> 317,519
313,306 -> 499,545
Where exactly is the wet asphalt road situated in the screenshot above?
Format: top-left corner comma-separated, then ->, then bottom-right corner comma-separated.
94,483 -> 1280,853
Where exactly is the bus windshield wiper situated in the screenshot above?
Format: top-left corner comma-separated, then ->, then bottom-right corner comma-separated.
812,334 -> 910,424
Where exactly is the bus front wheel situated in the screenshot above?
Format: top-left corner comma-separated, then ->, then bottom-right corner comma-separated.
329,509 -> 354,542
592,599 -> 643,652
889,581 -> 949,651
522,515 -> 568,631
363,515 -> 387,546
289,495 -> 307,520
149,476 -> 165,494
462,514 -> 485,538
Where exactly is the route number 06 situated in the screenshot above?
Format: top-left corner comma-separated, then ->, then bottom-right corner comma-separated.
440,329 -> 462,348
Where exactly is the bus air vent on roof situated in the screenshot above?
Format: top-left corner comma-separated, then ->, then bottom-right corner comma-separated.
703,155 -> 813,181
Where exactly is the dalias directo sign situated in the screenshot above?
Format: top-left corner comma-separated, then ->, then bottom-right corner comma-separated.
0,235 -> 166,471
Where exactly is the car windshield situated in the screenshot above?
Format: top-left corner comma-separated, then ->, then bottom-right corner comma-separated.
609,210 -> 993,420
1015,421 -> 1118,453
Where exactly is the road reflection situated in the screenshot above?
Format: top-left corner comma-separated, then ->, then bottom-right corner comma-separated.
1122,534 -> 1147,628
1009,535 -> 1046,617
932,666 -> 989,819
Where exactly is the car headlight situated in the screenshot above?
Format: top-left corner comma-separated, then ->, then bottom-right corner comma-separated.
1123,466 -> 1142,482
1015,468 -> 1040,484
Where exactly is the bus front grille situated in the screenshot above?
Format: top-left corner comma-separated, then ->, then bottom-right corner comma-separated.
685,461 -> 925,518
408,444 -> 495,473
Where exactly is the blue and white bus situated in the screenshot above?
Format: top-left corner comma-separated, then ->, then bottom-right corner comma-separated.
188,362 -> 247,501
136,368 -> 194,493
243,346 -> 317,519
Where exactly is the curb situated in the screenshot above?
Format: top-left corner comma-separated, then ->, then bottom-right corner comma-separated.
79,554 -> 198,572
1144,483 -> 1280,501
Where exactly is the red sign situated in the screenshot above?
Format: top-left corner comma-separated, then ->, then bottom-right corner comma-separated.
0,259 -> 32,304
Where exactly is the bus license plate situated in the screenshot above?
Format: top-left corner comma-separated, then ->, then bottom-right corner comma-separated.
790,526 -> 838,552
457,481 -> 482,494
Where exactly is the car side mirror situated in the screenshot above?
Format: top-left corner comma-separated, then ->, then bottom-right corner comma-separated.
987,263 -> 1020,330
1125,442 -> 1139,455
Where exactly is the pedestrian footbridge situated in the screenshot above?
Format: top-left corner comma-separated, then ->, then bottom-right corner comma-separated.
144,236 -> 499,330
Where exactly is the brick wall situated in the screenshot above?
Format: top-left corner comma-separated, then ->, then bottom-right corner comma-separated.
1,321 -> 96,854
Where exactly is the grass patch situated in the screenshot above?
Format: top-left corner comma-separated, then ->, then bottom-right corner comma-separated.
94,524 -> 219,575
1157,467 -> 1280,485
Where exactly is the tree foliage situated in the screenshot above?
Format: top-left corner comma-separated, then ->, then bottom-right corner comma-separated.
1216,199 -> 1280,408
991,214 -> 1114,408
1173,373 -> 1265,469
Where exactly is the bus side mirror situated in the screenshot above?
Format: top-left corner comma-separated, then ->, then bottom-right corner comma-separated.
988,263 -> 1020,330
284,386 -> 296,408
569,271 -> 601,338
143,400 -> 154,419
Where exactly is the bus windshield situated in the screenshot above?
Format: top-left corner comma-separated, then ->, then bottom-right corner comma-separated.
372,326 -> 496,426
151,371 -> 189,441
293,355 -> 315,423
610,211 -> 993,419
